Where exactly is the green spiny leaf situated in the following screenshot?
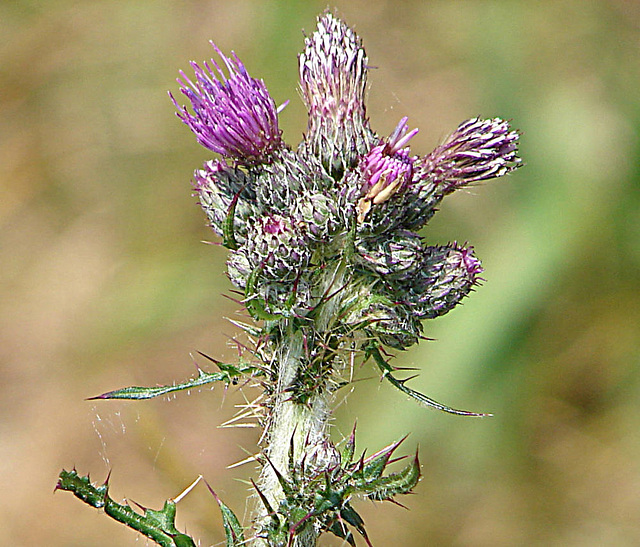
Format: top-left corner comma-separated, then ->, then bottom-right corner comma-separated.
340,504 -> 372,547
56,469 -> 108,507
311,488 -> 342,516
251,477 -> 287,545
366,342 -> 491,417
208,486 -> 245,547
359,436 -> 407,481
361,451 -> 421,501
88,361 -> 258,401
56,469 -> 196,547
226,317 -> 263,337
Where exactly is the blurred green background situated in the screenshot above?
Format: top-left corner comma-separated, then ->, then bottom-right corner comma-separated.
2,0 -> 639,545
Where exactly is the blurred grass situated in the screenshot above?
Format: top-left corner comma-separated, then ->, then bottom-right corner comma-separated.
1,0 -> 639,545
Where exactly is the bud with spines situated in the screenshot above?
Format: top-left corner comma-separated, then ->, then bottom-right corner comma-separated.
253,148 -> 317,212
299,12 -> 376,176
355,229 -> 424,282
400,117 -> 521,231
243,214 -> 311,283
356,117 -> 418,226
401,243 -> 484,319
425,117 -> 521,194
294,191 -> 341,242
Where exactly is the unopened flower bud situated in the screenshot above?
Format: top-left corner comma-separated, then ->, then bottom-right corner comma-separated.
295,192 -> 341,241
356,118 -> 418,224
299,12 -> 375,175
403,244 -> 483,319
254,149 -> 314,211
306,439 -> 341,476
194,159 -> 258,244
356,230 -> 423,281
245,214 -> 311,282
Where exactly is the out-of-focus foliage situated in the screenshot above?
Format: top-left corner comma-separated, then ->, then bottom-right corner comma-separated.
1,1 -> 638,545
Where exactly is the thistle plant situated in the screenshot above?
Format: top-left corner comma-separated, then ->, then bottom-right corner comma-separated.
57,12 -> 520,547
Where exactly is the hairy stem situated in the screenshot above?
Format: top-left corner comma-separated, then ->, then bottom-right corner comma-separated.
253,332 -> 329,547
253,259 -> 348,547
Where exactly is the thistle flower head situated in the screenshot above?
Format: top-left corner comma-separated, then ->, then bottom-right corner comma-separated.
253,148 -> 316,211
299,12 -> 375,174
357,117 -> 418,223
305,439 -> 341,475
402,243 -> 484,319
356,229 -> 424,281
422,117 -> 521,195
171,43 -> 283,164
397,117 -> 520,231
294,191 -> 341,242
244,213 -> 310,283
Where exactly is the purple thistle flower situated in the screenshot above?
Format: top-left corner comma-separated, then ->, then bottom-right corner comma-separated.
421,117 -> 521,196
356,117 -> 418,223
171,43 -> 283,165
397,117 -> 520,232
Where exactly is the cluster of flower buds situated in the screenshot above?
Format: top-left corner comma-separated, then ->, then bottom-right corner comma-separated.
172,13 -> 519,339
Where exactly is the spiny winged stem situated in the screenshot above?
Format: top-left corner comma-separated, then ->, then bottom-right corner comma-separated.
256,242 -> 351,546
256,327 -> 327,547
